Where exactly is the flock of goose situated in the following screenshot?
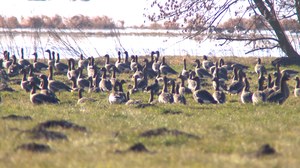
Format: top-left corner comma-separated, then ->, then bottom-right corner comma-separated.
0,48 -> 299,106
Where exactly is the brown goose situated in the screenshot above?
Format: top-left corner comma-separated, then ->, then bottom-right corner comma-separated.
181,58 -> 189,79
152,51 -> 161,73
194,59 -> 212,78
67,58 -> 78,80
45,49 -> 54,67
193,76 -> 217,104
178,74 -> 192,95
125,91 -> 142,105
240,77 -> 252,104
78,54 -> 88,69
99,67 -> 112,92
87,56 -> 97,78
27,64 -> 41,86
29,81 -> 60,105
77,88 -> 96,104
252,72 -> 267,105
173,83 -> 186,105
158,76 -> 174,104
18,48 -> 31,68
108,80 -> 127,104
254,58 -> 267,75
212,75 -> 226,104
202,55 -> 214,70
77,67 -> 89,89
0,59 -> 9,82
267,72 -> 290,104
88,76 -> 100,93
7,55 -> 21,77
187,71 -> 198,92
54,53 -> 68,74
263,74 -> 275,97
48,65 -> 71,93
294,77 -> 300,97
159,56 -> 177,75
32,52 -> 48,72
104,54 -> 114,72
20,68 -> 31,92
115,51 -> 130,73
3,51 -> 12,69
39,74 -> 58,99
227,68 -> 245,94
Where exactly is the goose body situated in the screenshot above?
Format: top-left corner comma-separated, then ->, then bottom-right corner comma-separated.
108,80 -> 127,104
77,88 -> 96,104
159,57 -> 177,75
30,82 -> 59,105
32,52 -> 48,72
67,58 -> 79,80
240,77 -> 253,104
78,54 -> 88,69
48,66 -> 71,92
99,67 -> 112,92
254,58 -> 267,75
193,76 -> 217,104
173,83 -> 186,105
212,75 -> 226,104
158,76 -> 174,103
267,73 -> 290,104
18,48 -> 31,68
54,53 -> 68,74
227,69 -> 244,94
194,59 -> 212,78
181,59 -> 189,79
294,77 -> 300,97
20,68 -> 32,92
252,72 -> 267,105
202,55 -> 214,70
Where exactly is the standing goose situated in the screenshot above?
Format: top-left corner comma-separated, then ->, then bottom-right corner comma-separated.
145,79 -> 160,95
0,59 -> 9,82
123,51 -> 131,71
178,74 -> 192,95
48,65 -> 71,93
158,76 -> 174,104
252,72 -> 267,105
194,59 -> 212,78
181,58 -> 189,79
108,80 -> 127,104
267,72 -> 290,104
129,75 -> 139,94
20,68 -> 31,92
99,67 -> 112,92
294,77 -> 300,97
212,75 -> 226,104
187,71 -> 198,92
115,51 -> 130,73
67,58 -> 79,80
240,77 -> 253,104
104,54 -> 114,72
45,49 -> 54,67
7,55 -> 21,77
78,54 -> 88,69
77,88 -> 96,104
211,62 -> 227,91
29,81 -> 60,105
110,66 -> 118,87
202,55 -> 214,70
173,83 -> 186,105
3,51 -> 12,69
77,67 -> 89,89
18,48 -> 30,68
263,74 -> 275,97
254,58 -> 267,75
39,74 -> 58,99
227,69 -> 245,94
70,76 -> 79,92
87,56 -> 98,78
142,58 -> 157,78
54,53 -> 68,74
193,76 -> 217,104
88,76 -> 100,93
159,56 -> 177,75
152,51 -> 161,73
32,52 -> 48,72
27,64 -> 41,86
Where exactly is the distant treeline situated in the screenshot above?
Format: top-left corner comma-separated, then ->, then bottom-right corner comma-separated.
0,14 -> 299,31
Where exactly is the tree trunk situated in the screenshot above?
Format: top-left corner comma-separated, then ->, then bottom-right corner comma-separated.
254,0 -> 300,60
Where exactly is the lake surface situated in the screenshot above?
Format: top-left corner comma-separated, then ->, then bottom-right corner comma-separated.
0,28 -> 298,59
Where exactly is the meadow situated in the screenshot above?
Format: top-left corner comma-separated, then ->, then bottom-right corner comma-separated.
1,56 -> 300,168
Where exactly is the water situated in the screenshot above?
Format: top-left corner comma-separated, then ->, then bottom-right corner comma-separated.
0,28 -> 298,59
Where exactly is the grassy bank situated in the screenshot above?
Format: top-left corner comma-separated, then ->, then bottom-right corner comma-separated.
0,56 -> 300,168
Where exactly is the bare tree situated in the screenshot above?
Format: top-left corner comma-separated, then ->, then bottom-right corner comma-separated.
145,0 -> 300,63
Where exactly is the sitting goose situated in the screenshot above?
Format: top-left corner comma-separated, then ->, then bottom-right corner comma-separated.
202,55 -> 214,71
267,72 -> 290,104
54,53 -> 68,74
29,81 -> 60,105
178,74 -> 192,95
125,91 -> 142,105
158,76 -> 174,104
67,58 -> 79,80
173,83 -> 186,105
3,51 -> 12,69
0,59 -> 9,82
39,74 -> 58,99
227,69 -> 245,94
20,68 -> 32,92
159,56 -> 177,75
7,55 -> 21,77
109,80 -> 127,104
193,76 -> 217,104
18,48 -> 31,68
152,52 -> 161,73
212,75 -> 226,104
263,74 -> 275,97
294,77 -> 300,97
104,54 -> 114,72
32,52 -> 48,72
88,76 -> 100,93
77,88 -> 96,104
77,67 -> 89,89
187,71 -> 198,92
254,58 -> 267,75
252,72 -> 267,105
48,65 -> 72,93
194,59 -> 212,78
240,77 -> 253,104
99,67 -> 112,92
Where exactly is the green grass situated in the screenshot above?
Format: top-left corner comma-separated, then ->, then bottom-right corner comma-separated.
1,56 -> 300,168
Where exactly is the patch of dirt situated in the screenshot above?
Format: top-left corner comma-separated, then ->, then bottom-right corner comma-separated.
2,114 -> 32,121
115,142 -> 153,154
16,143 -> 51,153
161,110 -> 182,115
34,120 -> 87,132
29,129 -> 68,141
139,127 -> 200,139
256,144 -> 276,157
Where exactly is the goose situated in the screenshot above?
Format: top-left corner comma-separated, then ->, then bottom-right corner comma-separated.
70,76 -> 79,92
193,76 -> 217,104
7,55 -> 21,77
252,72 -> 267,105
125,91 -> 142,105
123,51 -> 131,70
54,53 -> 68,74
152,51 -> 161,73
194,59 -> 212,78
39,74 -> 58,99
87,56 -> 98,78
145,79 -> 160,95
29,81 -> 60,105
155,69 -> 164,83
77,88 -> 96,104
187,71 -> 198,92
67,58 -> 79,80
181,58 -> 189,79
3,51 -> 12,69
267,72 -> 290,104
240,77 -> 253,104
130,55 -> 142,72
108,80 -> 127,104
0,59 -> 9,82
227,68 -> 245,94
48,65 -> 72,93
99,67 -> 112,92
131,64 -> 144,82
142,58 -> 157,78
115,51 -> 130,73
272,64 -> 281,91
129,75 -> 139,94
20,68 -> 31,92
88,76 -> 100,93
27,64 -> 41,86
211,60 -> 228,81
202,55 -> 214,70
178,74 -> 192,95
18,48 -> 30,68
0,82 -> 15,92
173,83 -> 186,105
78,54 -> 88,69
104,54 -> 114,72
159,56 -> 177,75
211,63 -> 227,91
77,67 -> 89,89
136,67 -> 148,91
158,76 -> 174,103
218,58 -> 233,73
110,66 -> 118,87
281,69 -> 299,78
294,77 -> 300,97
263,74 -> 275,97
45,49 -> 54,67
231,67 -> 239,83
212,75 -> 226,104
254,58 -> 267,75
32,52 -> 48,72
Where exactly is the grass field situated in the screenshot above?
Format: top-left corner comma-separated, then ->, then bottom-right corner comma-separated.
1,56 -> 300,168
